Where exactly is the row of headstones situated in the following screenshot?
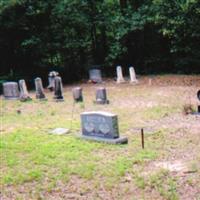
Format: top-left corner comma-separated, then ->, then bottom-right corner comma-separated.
2,77 -> 63,101
89,66 -> 138,83
117,66 -> 138,83
2,77 -> 110,104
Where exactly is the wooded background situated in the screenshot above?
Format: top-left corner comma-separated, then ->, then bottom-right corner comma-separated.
0,0 -> 200,83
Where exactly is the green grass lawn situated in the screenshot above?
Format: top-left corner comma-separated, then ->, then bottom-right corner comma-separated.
1,77 -> 200,200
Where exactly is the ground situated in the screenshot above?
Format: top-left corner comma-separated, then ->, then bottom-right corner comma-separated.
1,75 -> 200,200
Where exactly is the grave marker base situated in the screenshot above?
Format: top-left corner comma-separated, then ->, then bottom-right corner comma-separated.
4,97 -> 19,100
94,100 -> 109,104
79,135 -> 128,144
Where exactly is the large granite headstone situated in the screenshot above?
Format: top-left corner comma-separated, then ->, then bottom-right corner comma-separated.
89,69 -> 102,83
80,111 -> 128,144
35,77 -> 46,100
72,87 -> 83,102
94,87 -> 109,104
129,66 -> 138,83
47,71 -> 59,91
3,82 -> 20,100
53,76 -> 64,101
116,66 -> 125,83
19,79 -> 32,101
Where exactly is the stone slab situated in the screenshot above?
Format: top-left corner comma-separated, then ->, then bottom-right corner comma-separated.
94,100 -> 110,104
79,135 -> 128,144
49,128 -> 69,135
81,111 -> 119,139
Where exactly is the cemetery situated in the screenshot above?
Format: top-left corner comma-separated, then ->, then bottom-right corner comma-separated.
0,1 -> 200,199
1,73 -> 200,200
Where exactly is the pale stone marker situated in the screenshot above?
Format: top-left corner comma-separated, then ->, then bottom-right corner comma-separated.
129,66 -> 138,83
35,77 -> 46,100
3,82 -> 20,100
47,71 -> 59,91
72,87 -> 83,102
53,76 -> 64,101
116,66 -> 125,83
19,79 -> 31,101
94,87 -> 109,104
89,69 -> 102,83
49,128 -> 69,135
80,111 -> 128,144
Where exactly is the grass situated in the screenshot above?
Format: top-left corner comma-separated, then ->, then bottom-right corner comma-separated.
1,77 -> 200,199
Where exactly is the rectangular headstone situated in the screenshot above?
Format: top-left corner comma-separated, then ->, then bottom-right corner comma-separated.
80,111 -> 128,144
89,69 -> 102,83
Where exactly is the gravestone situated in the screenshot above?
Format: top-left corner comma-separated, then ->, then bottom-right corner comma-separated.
129,66 -> 138,83
116,66 -> 125,83
49,128 -> 69,135
80,111 -> 128,144
197,90 -> 200,113
53,76 -> 64,101
89,69 -> 102,83
3,82 -> 20,100
72,87 -> 83,102
35,77 -> 46,100
94,87 -> 109,104
19,79 -> 32,101
47,71 -> 59,91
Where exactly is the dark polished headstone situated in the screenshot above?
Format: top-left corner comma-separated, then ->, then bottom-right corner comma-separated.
72,87 -> 83,102
19,79 -> 32,101
53,76 -> 64,101
35,77 -> 46,100
80,111 -> 128,144
47,71 -> 59,91
197,90 -> 200,101
89,69 -> 102,83
3,82 -> 20,100
197,90 -> 200,113
94,87 -> 109,104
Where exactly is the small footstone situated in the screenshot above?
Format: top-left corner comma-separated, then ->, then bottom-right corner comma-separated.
49,128 -> 69,135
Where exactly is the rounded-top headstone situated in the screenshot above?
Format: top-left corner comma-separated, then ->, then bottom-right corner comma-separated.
47,71 -> 59,91
54,76 -> 64,101
3,82 -> 20,100
19,79 -> 31,101
129,66 -> 138,83
116,65 -> 125,83
35,77 -> 46,100
95,87 -> 109,104
72,87 -> 83,102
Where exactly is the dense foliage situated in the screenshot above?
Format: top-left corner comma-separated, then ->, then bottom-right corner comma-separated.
0,0 -> 199,82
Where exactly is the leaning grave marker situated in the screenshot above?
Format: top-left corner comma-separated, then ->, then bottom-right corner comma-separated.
80,111 -> 128,144
19,79 -> 32,101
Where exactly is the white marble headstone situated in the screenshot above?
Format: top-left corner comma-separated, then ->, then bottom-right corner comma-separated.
129,66 -> 138,83
116,66 -> 125,83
